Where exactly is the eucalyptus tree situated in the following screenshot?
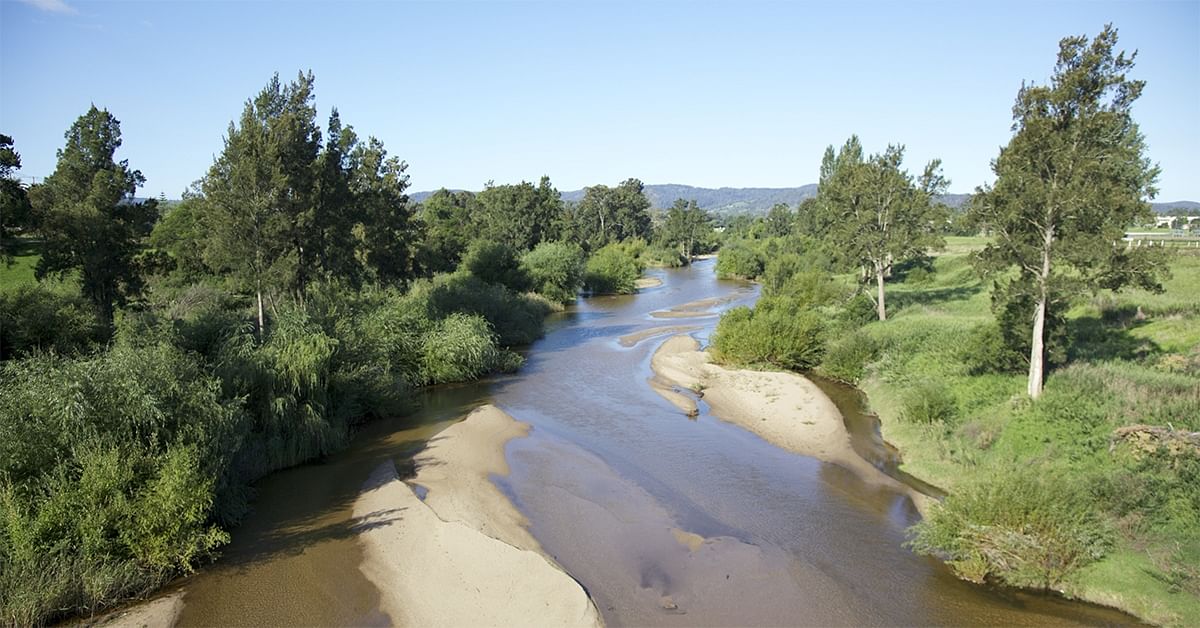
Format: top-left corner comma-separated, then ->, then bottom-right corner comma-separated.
574,178 -> 652,249
28,108 -> 156,325
969,25 -> 1162,398
817,135 -> 948,321
659,198 -> 711,261
415,188 -> 478,274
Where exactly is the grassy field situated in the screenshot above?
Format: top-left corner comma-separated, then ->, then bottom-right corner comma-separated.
0,239 -> 41,287
842,245 -> 1200,626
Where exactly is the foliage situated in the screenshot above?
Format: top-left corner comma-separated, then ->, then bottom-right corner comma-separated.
812,135 -> 949,321
0,134 -> 32,262
475,177 -> 562,251
909,471 -> 1114,589
711,298 -> 826,371
715,240 -> 764,279
520,240 -> 585,304
27,107 -> 157,325
419,313 -> 521,385
569,178 -> 652,250
584,241 -> 644,294
0,345 -> 238,625
900,380 -> 958,425
461,240 -> 530,293
968,25 -> 1164,398
818,332 -> 880,384
0,282 -> 106,359
656,198 -> 712,261
414,188 -> 476,275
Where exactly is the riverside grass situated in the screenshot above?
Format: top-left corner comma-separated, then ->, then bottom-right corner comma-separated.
843,244 -> 1200,626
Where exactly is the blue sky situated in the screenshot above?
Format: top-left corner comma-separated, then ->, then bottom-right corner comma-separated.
2,0 -> 1197,200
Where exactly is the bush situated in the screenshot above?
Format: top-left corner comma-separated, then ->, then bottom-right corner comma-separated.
640,244 -> 686,268
419,313 -> 522,384
712,298 -> 826,370
0,282 -> 106,359
520,241 -> 585,304
715,241 -> 763,279
461,240 -> 529,292
423,272 -> 552,345
908,470 -> 1113,589
960,322 -> 1026,375
900,380 -> 958,424
840,293 -> 878,328
819,333 -> 880,384
0,345 -> 239,626
584,243 -> 644,294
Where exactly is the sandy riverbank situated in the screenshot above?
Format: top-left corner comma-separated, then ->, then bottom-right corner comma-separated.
634,276 -> 663,289
650,335 -> 933,514
353,405 -> 601,627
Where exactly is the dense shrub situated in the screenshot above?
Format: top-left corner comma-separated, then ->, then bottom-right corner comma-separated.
0,282 -> 106,359
640,244 -> 686,268
900,380 -> 958,424
840,293 -> 879,328
423,272 -> 552,345
908,471 -> 1113,589
419,313 -> 523,384
763,259 -> 841,306
712,298 -> 826,370
584,242 -> 644,294
461,240 -> 529,292
960,322 -> 1026,375
715,240 -> 764,279
819,333 -> 880,384
520,241 -> 585,304
0,345 -> 239,625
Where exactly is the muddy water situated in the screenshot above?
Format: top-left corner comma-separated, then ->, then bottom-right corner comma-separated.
173,258 -> 1136,626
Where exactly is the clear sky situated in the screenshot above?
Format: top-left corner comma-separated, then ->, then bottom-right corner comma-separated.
2,0 -> 1197,200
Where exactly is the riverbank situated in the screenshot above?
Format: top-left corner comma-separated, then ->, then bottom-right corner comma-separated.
354,405 -> 602,627
649,334 -> 933,515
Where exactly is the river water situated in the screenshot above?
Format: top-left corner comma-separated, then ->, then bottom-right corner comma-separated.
173,259 -> 1135,626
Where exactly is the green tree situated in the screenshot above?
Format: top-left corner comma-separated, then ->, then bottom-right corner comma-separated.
0,134 -> 32,261
475,176 -> 561,251
352,137 -> 415,284
573,178 -> 652,249
764,202 -> 794,238
969,25 -> 1162,398
311,109 -> 361,282
817,135 -> 948,321
415,189 -> 478,274
200,72 -> 321,336
658,198 -> 711,262
28,107 -> 156,326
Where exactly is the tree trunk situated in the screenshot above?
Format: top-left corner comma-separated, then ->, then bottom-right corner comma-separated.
1028,224 -> 1054,399
256,288 -> 265,342
875,262 -> 887,321
1028,296 -> 1046,398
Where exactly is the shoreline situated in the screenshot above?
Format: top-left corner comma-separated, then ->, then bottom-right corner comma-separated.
649,335 -> 934,516
353,404 -> 602,627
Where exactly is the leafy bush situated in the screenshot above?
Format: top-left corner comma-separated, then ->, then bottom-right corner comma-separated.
819,332 -> 880,384
908,470 -> 1113,589
419,313 -> 522,384
900,380 -> 958,424
520,241 -> 585,304
423,272 -> 552,345
461,240 -> 529,292
712,298 -> 826,370
584,243 -> 644,294
960,322 -> 1026,375
640,244 -> 686,268
763,257 -> 841,306
0,345 -> 239,626
840,293 -> 878,328
715,240 -> 764,279
0,282 -> 106,359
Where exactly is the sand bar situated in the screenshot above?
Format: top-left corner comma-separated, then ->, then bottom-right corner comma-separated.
650,335 -> 933,513
353,405 -> 601,627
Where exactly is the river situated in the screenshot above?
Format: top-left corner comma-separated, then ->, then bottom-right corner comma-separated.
172,258 -> 1135,626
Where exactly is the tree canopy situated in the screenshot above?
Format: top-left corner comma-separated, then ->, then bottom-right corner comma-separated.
969,24 -> 1162,398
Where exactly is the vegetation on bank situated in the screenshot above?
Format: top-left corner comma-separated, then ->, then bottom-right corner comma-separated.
709,26 -> 1198,626
0,70 -> 719,626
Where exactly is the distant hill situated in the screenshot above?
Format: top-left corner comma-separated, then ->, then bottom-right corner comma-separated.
409,185 -> 1195,217
1152,200 -> 1200,213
